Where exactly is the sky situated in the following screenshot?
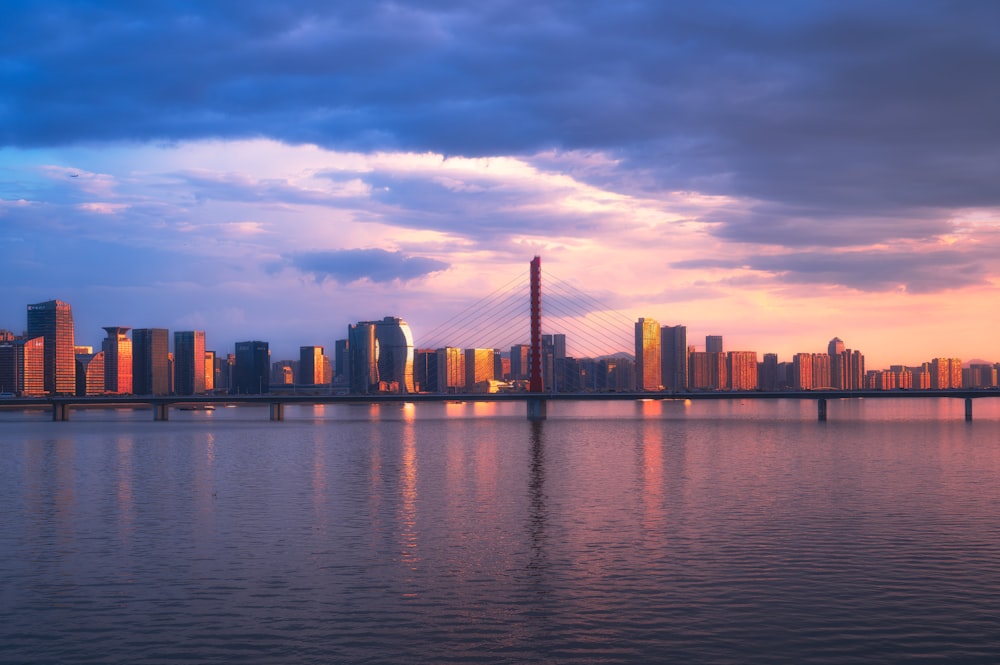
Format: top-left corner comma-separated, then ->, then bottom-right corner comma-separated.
2,1 -> 1000,367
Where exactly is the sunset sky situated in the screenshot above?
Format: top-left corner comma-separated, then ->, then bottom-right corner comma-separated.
3,1 -> 999,367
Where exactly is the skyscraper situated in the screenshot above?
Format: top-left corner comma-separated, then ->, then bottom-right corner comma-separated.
299,346 -> 325,385
376,317 -> 415,393
102,326 -> 133,394
634,318 -> 661,391
0,337 -> 45,396
660,324 -> 688,391
26,299 -> 75,395
132,328 -> 170,395
173,331 -> 206,395
234,341 -> 270,394
348,317 -> 415,394
75,351 -> 105,396
706,335 -> 724,354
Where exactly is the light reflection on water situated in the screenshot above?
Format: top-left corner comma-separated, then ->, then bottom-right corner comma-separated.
2,399 -> 1000,664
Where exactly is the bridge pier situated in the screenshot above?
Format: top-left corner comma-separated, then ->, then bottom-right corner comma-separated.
270,402 -> 285,421
966,397 -> 973,422
527,398 -> 547,421
153,403 -> 169,421
817,398 -> 827,422
52,402 -> 70,421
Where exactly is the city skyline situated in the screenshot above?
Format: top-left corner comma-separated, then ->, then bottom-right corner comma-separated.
1,294 -> 994,398
3,3 -> 1000,369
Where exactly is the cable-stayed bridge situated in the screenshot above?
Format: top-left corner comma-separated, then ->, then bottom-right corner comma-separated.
3,257 -> 999,422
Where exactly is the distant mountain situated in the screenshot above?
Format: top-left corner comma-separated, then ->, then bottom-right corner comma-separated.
965,359 -> 996,367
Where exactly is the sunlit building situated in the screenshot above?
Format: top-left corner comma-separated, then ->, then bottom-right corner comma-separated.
634,318 -> 661,391
930,358 -> 962,389
812,353 -> 831,389
204,350 -> 216,392
132,328 -> 170,396
0,336 -> 45,396
727,351 -> 758,390
465,348 -> 495,391
174,331 -> 207,395
348,317 -> 415,394
436,347 -> 465,393
75,350 -> 105,396
101,326 -> 133,394
792,353 -> 814,389
27,299 -> 76,395
300,346 -> 326,385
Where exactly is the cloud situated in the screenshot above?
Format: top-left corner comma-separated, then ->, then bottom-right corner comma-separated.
286,248 -> 449,284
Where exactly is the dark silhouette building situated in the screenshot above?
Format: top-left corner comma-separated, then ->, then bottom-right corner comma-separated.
132,328 -> 170,395
660,324 -> 688,391
234,341 -> 270,394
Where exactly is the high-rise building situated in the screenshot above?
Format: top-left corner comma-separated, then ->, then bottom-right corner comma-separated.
792,353 -> 814,389
510,344 -> 530,381
634,318 -> 661,391
204,350 -> 216,392
436,347 -> 465,393
347,317 -> 415,394
660,325 -> 688,391
101,326 -> 133,394
464,348 -> 495,391
75,351 -> 105,396
27,300 -> 75,395
759,353 -> 779,391
334,339 -> 350,386
706,335 -> 724,354
348,322 -> 378,394
812,353 -> 831,389
132,328 -> 170,396
299,346 -> 326,385
413,349 -> 438,392
0,337 -> 45,396
930,358 -> 962,389
727,351 -> 758,390
376,317 -> 414,393
234,341 -> 270,394
173,331 -> 207,395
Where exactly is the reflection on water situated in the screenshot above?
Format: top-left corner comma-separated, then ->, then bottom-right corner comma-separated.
2,399 -> 1000,664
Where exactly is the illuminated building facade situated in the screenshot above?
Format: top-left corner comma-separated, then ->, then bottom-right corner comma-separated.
0,336 -> 45,396
27,299 -> 76,395
300,346 -> 326,385
727,351 -> 758,390
75,351 -> 105,396
204,350 -> 216,392
101,326 -> 133,394
465,348 -> 495,391
174,331 -> 207,395
132,328 -> 170,396
634,318 -> 661,391
931,358 -> 963,389
792,353 -> 814,389
348,317 -> 415,394
436,347 -> 465,393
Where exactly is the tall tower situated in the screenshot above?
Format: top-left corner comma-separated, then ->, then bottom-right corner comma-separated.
102,326 -> 133,394
132,328 -> 170,395
299,346 -> 326,385
660,324 -> 688,391
173,331 -> 206,395
706,335 -> 723,354
234,341 -> 270,394
26,299 -> 76,395
634,317 -> 661,391
375,317 -> 415,393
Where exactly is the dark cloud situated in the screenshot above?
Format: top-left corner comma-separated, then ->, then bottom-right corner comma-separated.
3,0 -> 1000,251
287,248 -> 449,283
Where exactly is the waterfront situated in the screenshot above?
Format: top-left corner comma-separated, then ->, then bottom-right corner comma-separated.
3,399 -> 1000,663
